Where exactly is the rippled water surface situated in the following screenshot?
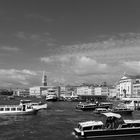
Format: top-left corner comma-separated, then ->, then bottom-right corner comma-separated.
1,102 -> 140,140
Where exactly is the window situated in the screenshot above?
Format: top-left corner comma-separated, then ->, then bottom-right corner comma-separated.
0,108 -> 4,111
83,126 -> 93,131
17,108 -> 22,111
11,108 -> 16,111
94,125 -> 102,129
5,108 -> 10,111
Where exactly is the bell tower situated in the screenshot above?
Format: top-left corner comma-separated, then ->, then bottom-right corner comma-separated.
42,71 -> 47,86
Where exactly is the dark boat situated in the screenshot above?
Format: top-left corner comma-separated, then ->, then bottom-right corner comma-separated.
93,107 -> 133,115
76,102 -> 97,111
73,112 -> 140,139
76,102 -> 113,111
112,107 -> 133,115
93,108 -> 110,114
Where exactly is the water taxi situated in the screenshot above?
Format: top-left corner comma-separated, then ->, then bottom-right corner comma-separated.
20,100 -> 47,110
46,93 -> 58,101
76,102 -> 113,111
76,102 -> 97,111
73,112 -> 140,139
112,107 -> 133,115
93,108 -> 110,114
120,98 -> 140,110
0,104 -> 38,115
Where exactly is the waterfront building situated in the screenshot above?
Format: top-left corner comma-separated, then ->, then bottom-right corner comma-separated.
94,86 -> 109,96
14,88 -> 30,96
29,86 -> 60,97
76,86 -> 94,96
29,71 -> 60,97
118,73 -> 140,99
108,86 -> 117,98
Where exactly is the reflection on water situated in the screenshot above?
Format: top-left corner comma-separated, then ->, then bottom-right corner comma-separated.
0,102 -> 140,140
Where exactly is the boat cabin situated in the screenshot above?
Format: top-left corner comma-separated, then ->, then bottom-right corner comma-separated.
119,120 -> 140,128
94,108 -> 110,114
0,104 -> 32,112
77,121 -> 104,131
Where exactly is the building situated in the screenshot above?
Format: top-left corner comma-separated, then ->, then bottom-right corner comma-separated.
94,86 -> 109,96
29,71 -> 60,97
76,86 -> 94,96
29,86 -> 60,97
118,73 -> 140,99
14,89 -> 30,96
108,87 -> 117,98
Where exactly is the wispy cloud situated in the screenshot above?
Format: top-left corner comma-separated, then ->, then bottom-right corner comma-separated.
0,69 -> 37,87
15,32 -> 57,46
0,46 -> 20,52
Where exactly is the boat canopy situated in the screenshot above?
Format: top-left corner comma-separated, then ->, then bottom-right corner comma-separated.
20,100 -> 31,104
124,120 -> 140,124
102,112 -> 121,119
79,121 -> 103,127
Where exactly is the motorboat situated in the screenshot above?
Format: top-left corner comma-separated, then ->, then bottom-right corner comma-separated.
76,101 -> 113,111
112,107 -> 133,115
98,102 -> 113,109
76,102 -> 97,111
46,93 -> 58,101
120,98 -> 140,110
0,104 -> 38,115
20,100 -> 47,110
93,108 -> 110,114
73,112 -> 140,139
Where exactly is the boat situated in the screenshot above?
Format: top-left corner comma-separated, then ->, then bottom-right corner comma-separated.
93,107 -> 133,115
20,100 -> 47,110
46,93 -> 58,101
46,88 -> 58,101
93,108 -> 110,114
76,102 -> 113,111
120,98 -> 140,110
0,103 -> 38,115
112,107 -> 133,115
73,112 -> 140,139
76,102 -> 97,111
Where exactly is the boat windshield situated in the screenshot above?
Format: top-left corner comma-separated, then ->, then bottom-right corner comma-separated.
102,113 -> 124,129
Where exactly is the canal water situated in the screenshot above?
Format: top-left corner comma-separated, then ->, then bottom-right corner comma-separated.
0,101 -> 140,140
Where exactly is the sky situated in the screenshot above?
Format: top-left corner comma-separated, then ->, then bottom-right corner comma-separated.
1,0 -> 140,88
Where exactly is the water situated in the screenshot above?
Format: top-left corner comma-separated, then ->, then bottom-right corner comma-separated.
0,102 -> 140,140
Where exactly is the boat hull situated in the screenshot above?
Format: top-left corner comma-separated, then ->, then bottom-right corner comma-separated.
0,109 -> 38,115
74,128 -> 140,139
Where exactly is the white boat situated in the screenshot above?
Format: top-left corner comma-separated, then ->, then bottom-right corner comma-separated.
73,112 -> 140,139
20,100 -> 47,110
120,98 -> 140,110
0,104 -> 38,115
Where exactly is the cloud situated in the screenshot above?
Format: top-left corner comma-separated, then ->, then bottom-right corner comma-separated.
0,69 -> 37,87
73,56 -> 107,75
123,61 -> 140,72
40,54 -> 108,76
0,46 -> 20,52
15,32 -> 56,46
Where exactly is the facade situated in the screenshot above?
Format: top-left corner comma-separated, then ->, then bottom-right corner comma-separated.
14,89 -> 30,96
76,86 -> 94,96
29,86 -> 60,97
94,86 -> 109,96
118,74 -> 140,99
108,87 -> 117,98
